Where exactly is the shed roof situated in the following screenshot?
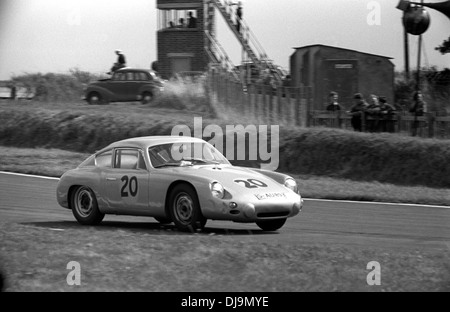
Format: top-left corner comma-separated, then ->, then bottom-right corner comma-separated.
292,44 -> 393,60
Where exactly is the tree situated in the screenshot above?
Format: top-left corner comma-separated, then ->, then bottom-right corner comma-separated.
435,36 -> 450,54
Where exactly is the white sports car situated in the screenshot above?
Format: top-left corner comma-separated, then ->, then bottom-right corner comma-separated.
56,136 -> 303,232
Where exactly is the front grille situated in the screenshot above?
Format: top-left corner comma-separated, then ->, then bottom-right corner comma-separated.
257,211 -> 290,218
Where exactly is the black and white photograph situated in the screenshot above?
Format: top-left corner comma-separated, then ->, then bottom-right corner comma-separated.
0,0 -> 449,298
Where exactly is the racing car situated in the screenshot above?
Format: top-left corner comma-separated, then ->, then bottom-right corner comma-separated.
56,136 -> 303,232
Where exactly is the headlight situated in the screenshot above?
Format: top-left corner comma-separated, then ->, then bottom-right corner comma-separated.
284,178 -> 298,193
211,182 -> 224,199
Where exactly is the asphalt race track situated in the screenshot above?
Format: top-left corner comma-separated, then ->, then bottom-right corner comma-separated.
1,171 -> 450,252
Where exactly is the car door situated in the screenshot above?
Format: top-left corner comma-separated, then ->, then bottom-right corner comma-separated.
105,71 -> 129,101
120,71 -> 142,101
102,148 -> 149,215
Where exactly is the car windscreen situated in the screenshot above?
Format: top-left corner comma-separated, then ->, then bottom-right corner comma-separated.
148,142 -> 230,168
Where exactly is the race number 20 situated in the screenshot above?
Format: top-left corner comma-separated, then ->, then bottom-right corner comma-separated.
234,179 -> 268,189
121,176 -> 138,197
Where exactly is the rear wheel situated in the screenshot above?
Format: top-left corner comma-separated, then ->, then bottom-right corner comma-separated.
168,184 -> 206,232
256,218 -> 286,231
71,186 -> 104,225
87,92 -> 102,105
141,92 -> 153,104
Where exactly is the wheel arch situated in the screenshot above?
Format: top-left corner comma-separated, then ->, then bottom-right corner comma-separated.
67,184 -> 103,211
164,180 -> 199,217
86,86 -> 113,102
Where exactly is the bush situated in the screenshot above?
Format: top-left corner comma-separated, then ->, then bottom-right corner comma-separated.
10,68 -> 106,102
279,128 -> 450,188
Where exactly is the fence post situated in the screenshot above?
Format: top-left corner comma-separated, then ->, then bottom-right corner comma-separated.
396,113 -> 402,134
428,112 -> 435,138
337,110 -> 342,128
361,111 -> 366,132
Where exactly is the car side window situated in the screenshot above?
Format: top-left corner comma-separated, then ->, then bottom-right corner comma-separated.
114,149 -> 146,170
95,150 -> 113,168
126,72 -> 134,81
113,72 -> 125,81
138,72 -> 148,81
134,73 -> 145,81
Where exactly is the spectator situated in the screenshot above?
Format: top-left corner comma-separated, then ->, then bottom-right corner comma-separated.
177,18 -> 186,28
377,96 -> 396,133
409,90 -> 428,136
325,91 -> 341,112
109,49 -> 126,74
348,93 -> 369,132
231,1 -> 243,34
188,11 -> 197,28
365,94 -> 381,132
282,74 -> 291,88
409,91 -> 427,116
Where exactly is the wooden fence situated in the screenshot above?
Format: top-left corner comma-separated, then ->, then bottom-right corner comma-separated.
309,110 -> 450,139
206,70 -> 450,139
206,69 -> 312,127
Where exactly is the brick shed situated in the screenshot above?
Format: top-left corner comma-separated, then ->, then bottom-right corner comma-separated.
290,44 -> 395,110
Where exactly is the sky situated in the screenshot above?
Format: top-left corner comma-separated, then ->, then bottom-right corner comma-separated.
0,0 -> 449,80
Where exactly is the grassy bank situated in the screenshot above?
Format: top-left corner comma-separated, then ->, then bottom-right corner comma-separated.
1,101 -> 450,189
280,128 -> 450,188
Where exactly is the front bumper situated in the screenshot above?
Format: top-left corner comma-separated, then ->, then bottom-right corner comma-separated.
202,195 -> 303,222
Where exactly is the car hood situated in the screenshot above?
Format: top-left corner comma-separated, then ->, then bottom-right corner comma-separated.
167,164 -> 291,195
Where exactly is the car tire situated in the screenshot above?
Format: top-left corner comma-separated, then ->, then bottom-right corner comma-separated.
168,184 -> 206,232
70,186 -> 105,225
154,217 -> 172,224
141,92 -> 153,104
256,218 -> 287,231
87,92 -> 102,105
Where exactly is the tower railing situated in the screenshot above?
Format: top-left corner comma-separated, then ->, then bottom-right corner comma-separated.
211,0 -> 285,84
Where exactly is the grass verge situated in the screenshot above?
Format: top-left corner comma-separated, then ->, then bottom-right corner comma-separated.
1,222 -> 449,292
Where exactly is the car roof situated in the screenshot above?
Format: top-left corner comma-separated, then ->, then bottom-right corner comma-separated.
115,68 -> 156,74
97,136 -> 206,153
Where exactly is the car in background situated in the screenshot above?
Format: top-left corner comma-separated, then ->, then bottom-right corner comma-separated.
83,68 -> 164,105
56,136 -> 303,232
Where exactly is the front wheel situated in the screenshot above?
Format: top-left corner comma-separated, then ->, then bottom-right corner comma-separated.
256,218 -> 286,231
168,184 -> 206,232
71,186 -> 104,225
141,92 -> 153,104
87,92 -> 101,105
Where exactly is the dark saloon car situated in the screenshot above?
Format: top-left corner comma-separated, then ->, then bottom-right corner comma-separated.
83,68 -> 164,105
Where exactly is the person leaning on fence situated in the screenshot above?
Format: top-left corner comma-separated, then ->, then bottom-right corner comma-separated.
325,91 -> 341,112
409,91 -> 428,136
377,96 -> 396,133
409,91 -> 427,117
348,93 -> 369,132
365,94 -> 381,132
